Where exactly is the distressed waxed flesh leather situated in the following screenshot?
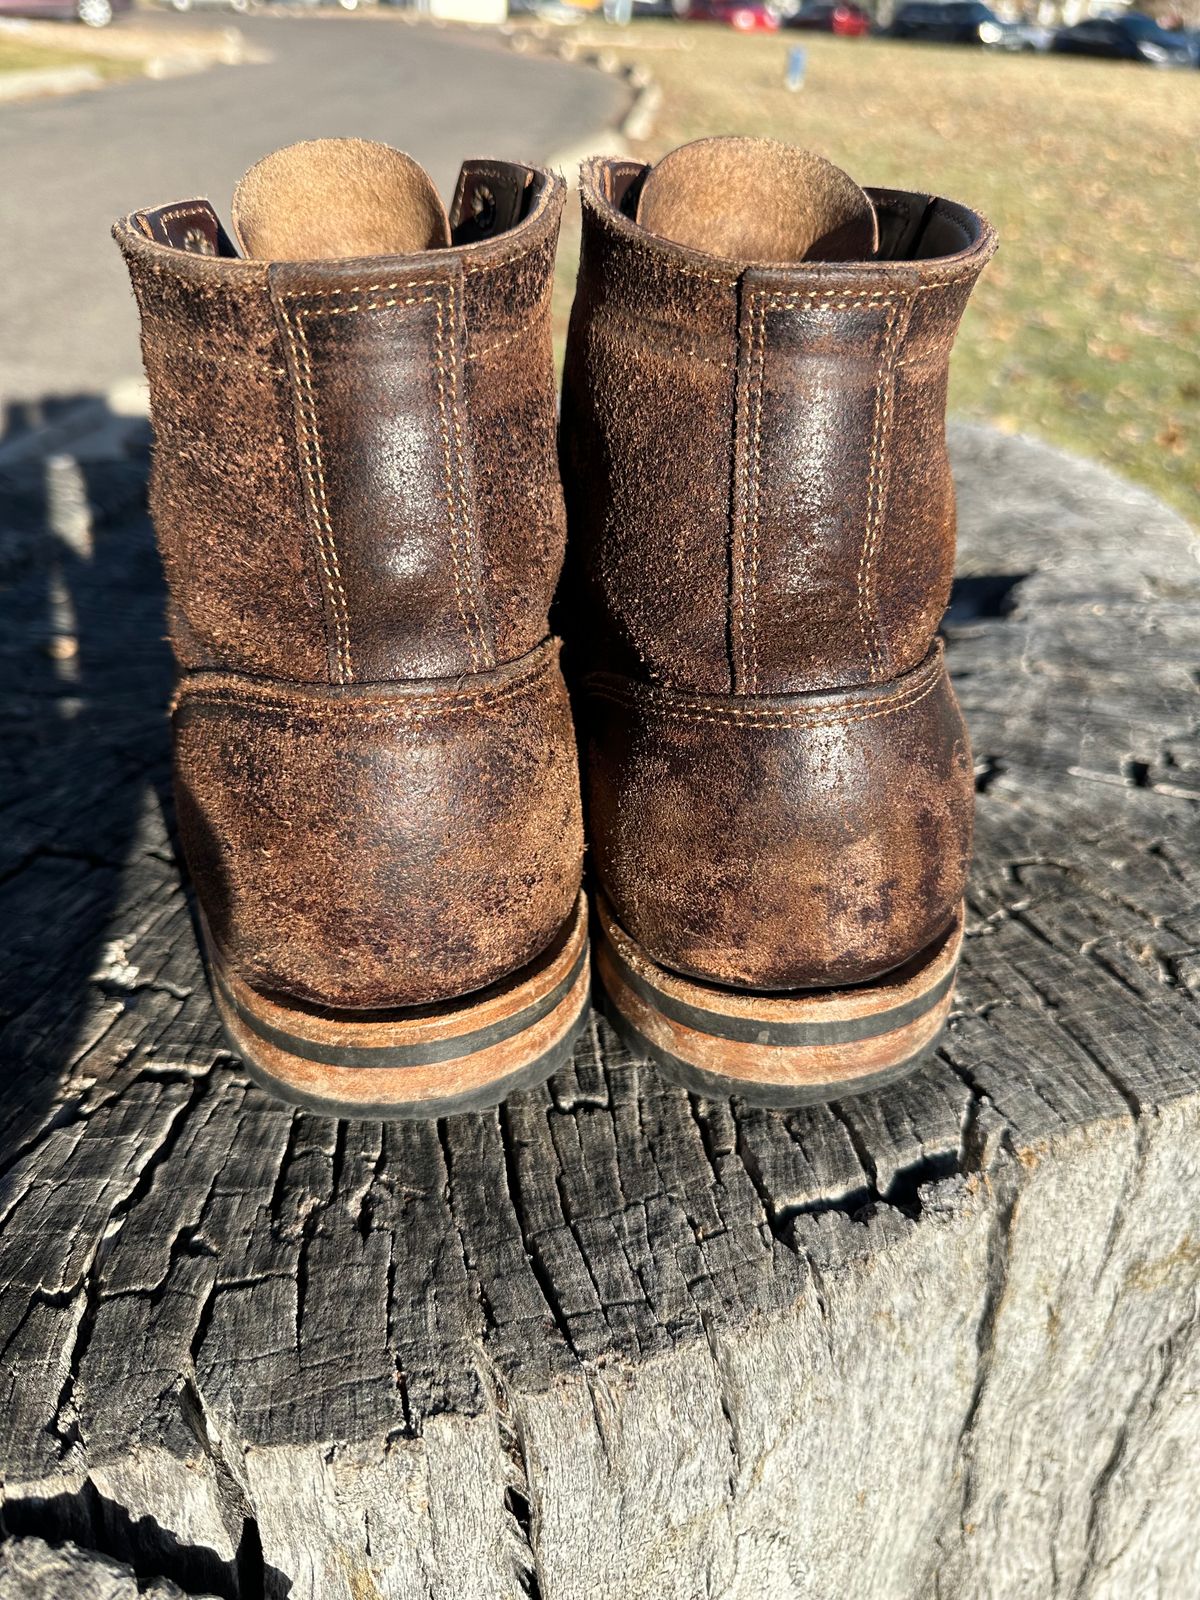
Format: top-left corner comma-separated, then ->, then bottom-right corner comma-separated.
115,141 -> 583,1014
174,643 -> 578,1010
586,645 -> 972,991
562,138 -> 996,990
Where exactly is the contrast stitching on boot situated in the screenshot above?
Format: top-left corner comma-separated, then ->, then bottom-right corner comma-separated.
919,273 -> 978,292
726,275 -> 977,314
466,308 -> 549,362
447,280 -> 492,668
280,280 -> 445,312
278,279 -> 488,677
278,299 -> 355,684
459,212 -> 556,279
610,238 -> 738,289
158,348 -> 287,377
587,675 -> 940,730
744,292 -> 770,693
433,291 -> 482,672
464,225 -> 558,279
155,204 -> 213,229
583,195 -> 739,289
588,655 -> 942,730
271,261 -> 544,293
592,642 -> 941,710
588,313 -> 733,370
731,305 -> 752,693
123,251 -> 271,285
741,287 -> 899,691
859,300 -> 903,681
175,650 -> 557,719
752,287 -> 901,311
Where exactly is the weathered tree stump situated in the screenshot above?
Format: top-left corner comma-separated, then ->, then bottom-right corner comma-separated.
0,416 -> 1197,1600
1,1535 -> 194,1599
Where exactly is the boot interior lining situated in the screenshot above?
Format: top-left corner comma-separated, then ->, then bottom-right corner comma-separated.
607,161 -> 981,265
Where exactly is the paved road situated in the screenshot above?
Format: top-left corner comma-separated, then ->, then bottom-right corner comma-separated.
0,14 -> 623,415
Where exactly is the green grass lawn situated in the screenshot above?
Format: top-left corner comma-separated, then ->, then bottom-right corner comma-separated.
556,25 -> 1199,520
0,33 -> 144,82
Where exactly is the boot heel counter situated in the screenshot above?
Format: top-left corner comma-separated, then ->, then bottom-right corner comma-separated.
173,642 -> 582,1010
586,648 -> 972,990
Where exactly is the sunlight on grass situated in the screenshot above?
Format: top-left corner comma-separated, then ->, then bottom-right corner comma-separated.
0,33 -> 144,81
556,25 -> 1199,520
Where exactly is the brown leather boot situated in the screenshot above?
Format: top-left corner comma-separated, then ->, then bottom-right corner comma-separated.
115,139 -> 587,1118
561,136 -> 996,1106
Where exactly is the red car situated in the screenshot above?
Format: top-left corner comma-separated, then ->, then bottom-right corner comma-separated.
787,0 -> 872,34
689,0 -> 781,31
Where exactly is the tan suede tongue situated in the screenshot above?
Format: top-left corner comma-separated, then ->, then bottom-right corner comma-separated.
231,138 -> 451,261
635,136 -> 877,265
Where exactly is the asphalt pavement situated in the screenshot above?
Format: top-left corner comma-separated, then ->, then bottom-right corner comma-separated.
0,13 -> 624,414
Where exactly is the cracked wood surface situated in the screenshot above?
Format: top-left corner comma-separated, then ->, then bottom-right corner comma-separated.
0,1535 -> 200,1599
0,420 -> 1197,1600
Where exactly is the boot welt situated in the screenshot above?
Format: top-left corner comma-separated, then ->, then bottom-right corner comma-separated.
594,894 -> 962,1108
202,894 -> 590,1119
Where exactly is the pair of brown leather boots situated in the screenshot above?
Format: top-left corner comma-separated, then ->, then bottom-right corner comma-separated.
115,135 -> 995,1119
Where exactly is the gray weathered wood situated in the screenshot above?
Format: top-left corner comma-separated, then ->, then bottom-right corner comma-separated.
0,1535 -> 210,1600
0,418 -> 1197,1600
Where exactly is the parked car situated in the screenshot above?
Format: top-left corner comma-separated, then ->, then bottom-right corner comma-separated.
1003,15 -> 1050,48
688,0 -> 780,29
258,0 -> 367,9
165,0 -> 250,12
787,0 -> 871,34
1051,12 -> 1193,64
0,0 -> 129,24
888,0 -> 1036,47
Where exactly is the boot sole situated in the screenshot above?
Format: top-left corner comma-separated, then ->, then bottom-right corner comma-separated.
203,894 -> 590,1119
594,894 -> 962,1107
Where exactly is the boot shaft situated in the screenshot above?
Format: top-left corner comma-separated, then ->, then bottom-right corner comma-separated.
115,141 -> 566,688
562,147 -> 997,696
564,139 -> 994,1005
112,144 -> 584,1036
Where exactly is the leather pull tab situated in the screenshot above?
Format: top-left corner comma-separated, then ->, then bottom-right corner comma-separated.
137,200 -> 240,258
450,161 -> 532,247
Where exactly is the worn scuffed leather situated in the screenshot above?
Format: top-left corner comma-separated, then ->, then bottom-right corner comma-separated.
586,644 -> 973,990
175,642 -> 578,1009
115,143 -> 583,1011
561,141 -> 995,989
